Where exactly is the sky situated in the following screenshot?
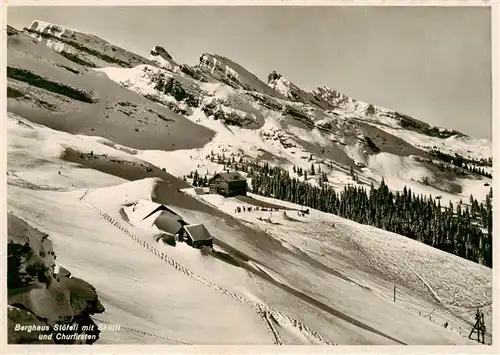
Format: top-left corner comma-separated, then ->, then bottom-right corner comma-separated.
8,6 -> 492,138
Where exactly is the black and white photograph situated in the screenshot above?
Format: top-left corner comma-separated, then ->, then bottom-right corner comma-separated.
2,2 -> 496,349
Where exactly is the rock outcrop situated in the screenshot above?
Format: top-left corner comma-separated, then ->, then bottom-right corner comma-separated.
267,70 -> 333,110
194,53 -> 286,98
7,25 -> 19,36
7,213 -> 105,344
149,46 -> 179,72
313,86 -> 353,109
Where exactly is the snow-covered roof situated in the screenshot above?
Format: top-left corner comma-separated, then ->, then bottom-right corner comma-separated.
141,204 -> 180,221
183,224 -> 213,242
212,171 -> 246,183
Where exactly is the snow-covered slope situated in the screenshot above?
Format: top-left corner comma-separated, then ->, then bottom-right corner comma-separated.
6,112 -> 490,345
186,190 -> 492,342
7,26 -> 215,151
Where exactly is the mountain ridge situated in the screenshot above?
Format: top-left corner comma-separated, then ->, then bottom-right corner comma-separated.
13,21 -> 482,139
8,20 -> 492,201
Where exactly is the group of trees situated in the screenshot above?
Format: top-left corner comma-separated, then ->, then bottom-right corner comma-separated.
189,153 -> 492,267
429,150 -> 493,178
186,170 -> 209,187
249,164 -> 493,267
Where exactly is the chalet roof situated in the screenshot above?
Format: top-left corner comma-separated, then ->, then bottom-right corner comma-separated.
183,224 -> 213,242
212,171 -> 246,183
140,204 -> 186,234
141,204 -> 182,221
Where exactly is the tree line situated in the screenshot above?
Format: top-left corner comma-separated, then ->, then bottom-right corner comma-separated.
429,150 -> 492,178
187,153 -> 493,267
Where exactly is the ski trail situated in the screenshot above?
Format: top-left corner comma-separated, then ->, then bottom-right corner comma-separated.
400,259 -> 444,304
399,258 -> 492,344
80,190 -> 333,345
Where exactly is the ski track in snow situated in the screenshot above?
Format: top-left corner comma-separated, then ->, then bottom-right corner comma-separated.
79,190 -> 336,346
92,317 -> 192,345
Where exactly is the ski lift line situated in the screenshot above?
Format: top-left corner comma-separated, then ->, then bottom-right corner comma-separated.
79,192 -> 333,345
399,258 -> 444,305
397,257 -> 492,343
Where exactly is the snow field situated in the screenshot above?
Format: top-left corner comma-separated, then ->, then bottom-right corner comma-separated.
367,152 -> 491,205
8,185 -> 275,345
79,188 -> 336,345
371,124 -> 491,162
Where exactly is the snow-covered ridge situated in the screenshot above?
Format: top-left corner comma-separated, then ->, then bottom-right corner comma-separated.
27,20 -> 79,39
267,71 -> 295,99
372,124 -> 492,161
199,53 -> 241,83
20,19 -> 490,161
313,85 -> 389,121
23,20 -> 77,55
313,86 -> 352,107
23,20 -> 153,69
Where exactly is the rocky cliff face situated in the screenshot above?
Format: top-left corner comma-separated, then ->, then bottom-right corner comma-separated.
7,213 -> 105,344
267,70 -> 333,110
313,86 -> 353,109
24,20 -> 154,68
150,46 -> 179,72
194,53 -> 285,98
